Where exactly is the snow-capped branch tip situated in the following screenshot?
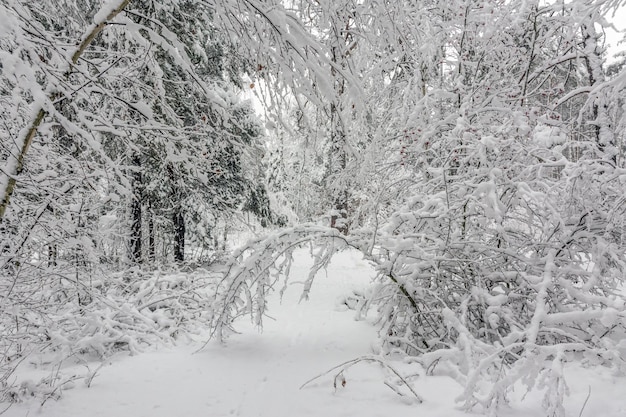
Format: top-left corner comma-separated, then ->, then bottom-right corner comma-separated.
70,0 -> 132,68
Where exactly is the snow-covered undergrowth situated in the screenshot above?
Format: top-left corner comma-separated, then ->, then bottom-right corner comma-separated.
0,266 -> 219,403
3,249 -> 626,417
208,221 -> 626,417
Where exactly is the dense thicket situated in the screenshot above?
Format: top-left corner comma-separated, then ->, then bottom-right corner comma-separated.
210,1 -> 626,416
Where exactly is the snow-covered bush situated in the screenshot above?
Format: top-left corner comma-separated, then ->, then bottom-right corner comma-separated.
207,140 -> 626,414
0,265 -> 218,403
369,151 -> 626,414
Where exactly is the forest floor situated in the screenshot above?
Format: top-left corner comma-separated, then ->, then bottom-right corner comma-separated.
3,249 -> 626,417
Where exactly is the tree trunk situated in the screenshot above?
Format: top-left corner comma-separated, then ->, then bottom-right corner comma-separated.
173,209 -> 185,263
581,22 -> 617,163
129,153 -> 142,264
328,6 -> 352,235
48,244 -> 57,267
148,205 -> 155,263
222,226 -> 228,251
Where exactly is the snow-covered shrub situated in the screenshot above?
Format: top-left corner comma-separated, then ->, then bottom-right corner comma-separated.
363,110 -> 626,414
0,265 -> 218,403
207,137 -> 626,415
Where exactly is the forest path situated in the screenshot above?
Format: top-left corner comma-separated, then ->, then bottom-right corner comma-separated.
3,249 -> 625,417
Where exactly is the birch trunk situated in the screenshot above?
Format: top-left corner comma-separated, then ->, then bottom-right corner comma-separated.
0,0 -> 132,222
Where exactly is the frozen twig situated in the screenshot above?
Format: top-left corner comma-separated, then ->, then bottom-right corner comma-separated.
299,355 -> 423,403
578,386 -> 591,417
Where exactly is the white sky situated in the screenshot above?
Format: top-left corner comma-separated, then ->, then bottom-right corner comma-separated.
605,5 -> 626,61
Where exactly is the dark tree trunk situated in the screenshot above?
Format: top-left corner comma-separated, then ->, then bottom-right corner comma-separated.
48,244 -> 57,267
130,153 -> 142,264
148,206 -> 155,263
173,209 -> 185,263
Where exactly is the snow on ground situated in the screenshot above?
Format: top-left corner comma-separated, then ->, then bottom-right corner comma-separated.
3,249 -> 626,417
